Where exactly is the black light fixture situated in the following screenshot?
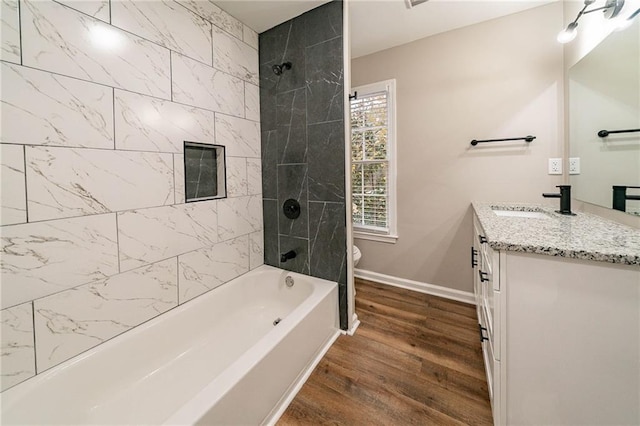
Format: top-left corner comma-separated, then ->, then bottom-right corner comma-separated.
404,0 -> 429,9
557,0 -> 626,43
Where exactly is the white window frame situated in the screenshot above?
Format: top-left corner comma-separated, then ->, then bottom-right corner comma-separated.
351,79 -> 397,244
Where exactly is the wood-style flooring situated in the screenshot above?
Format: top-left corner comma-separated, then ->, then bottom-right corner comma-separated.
277,278 -> 493,425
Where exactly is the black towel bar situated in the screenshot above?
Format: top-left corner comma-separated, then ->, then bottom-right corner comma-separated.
470,135 -> 535,146
597,128 -> 640,138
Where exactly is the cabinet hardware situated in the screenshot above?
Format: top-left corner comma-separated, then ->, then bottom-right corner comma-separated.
478,324 -> 489,342
479,235 -> 488,244
479,270 -> 489,282
471,247 -> 478,268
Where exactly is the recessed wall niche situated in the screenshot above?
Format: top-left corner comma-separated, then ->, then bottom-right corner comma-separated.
184,141 -> 226,202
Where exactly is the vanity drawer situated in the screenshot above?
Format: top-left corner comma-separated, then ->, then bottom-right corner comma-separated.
479,307 -> 495,401
478,251 -> 500,361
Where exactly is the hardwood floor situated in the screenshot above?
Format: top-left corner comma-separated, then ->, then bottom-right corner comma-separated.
277,278 -> 493,425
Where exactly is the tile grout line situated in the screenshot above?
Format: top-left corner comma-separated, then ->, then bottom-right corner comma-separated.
175,256 -> 180,306
0,60 -> 259,123
1,237 -> 230,313
52,0 -> 213,71
172,154 -> 177,204
112,87 -> 116,149
115,213 -> 121,273
22,144 -> 29,223
304,34 -> 311,277
30,255 -> 258,377
31,300 -> 37,375
17,0 -> 23,65
22,0 -> 261,100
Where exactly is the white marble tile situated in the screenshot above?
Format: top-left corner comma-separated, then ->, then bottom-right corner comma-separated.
1,214 -> 119,310
111,0 -> 212,65
243,25 -> 258,50
21,0 -> 171,99
244,82 -> 260,122
1,303 -> 35,392
246,158 -> 262,196
1,0 -> 20,63
1,145 -> 27,225
177,0 -> 242,40
114,90 -> 215,153
212,27 -> 259,85
34,258 -> 177,372
174,154 -> 185,204
0,62 -> 114,149
171,52 -> 244,117
215,114 -> 260,158
55,0 -> 110,22
118,201 -> 218,271
249,230 -> 264,270
26,147 -> 174,222
178,235 -> 248,303
218,195 -> 262,241
226,157 -> 248,198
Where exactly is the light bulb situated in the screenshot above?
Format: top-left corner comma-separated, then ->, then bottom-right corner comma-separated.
557,22 -> 578,43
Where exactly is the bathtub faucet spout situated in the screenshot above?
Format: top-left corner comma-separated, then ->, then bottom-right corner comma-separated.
280,250 -> 296,263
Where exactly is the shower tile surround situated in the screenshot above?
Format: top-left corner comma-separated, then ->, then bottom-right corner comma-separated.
0,0 -> 262,391
259,1 -> 348,328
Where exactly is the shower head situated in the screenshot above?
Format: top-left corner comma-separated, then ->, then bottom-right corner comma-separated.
272,62 -> 292,76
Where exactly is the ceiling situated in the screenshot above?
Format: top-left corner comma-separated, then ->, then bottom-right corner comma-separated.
217,0 -> 557,58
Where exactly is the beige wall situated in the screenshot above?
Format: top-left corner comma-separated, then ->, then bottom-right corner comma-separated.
351,3 -> 564,293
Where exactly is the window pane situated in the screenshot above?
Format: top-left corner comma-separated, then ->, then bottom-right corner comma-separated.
351,132 -> 363,161
363,196 -> 387,228
364,128 -> 387,160
363,162 -> 387,196
352,196 -> 364,225
363,94 -> 387,128
351,163 -> 363,194
350,101 -> 363,128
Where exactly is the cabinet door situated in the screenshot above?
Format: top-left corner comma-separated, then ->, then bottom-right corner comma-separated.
479,306 -> 494,401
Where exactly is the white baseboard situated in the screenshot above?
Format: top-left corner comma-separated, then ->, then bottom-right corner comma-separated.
342,313 -> 360,336
264,329 -> 340,425
354,269 -> 475,305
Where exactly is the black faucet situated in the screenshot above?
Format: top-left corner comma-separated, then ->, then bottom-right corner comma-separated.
612,186 -> 640,212
543,185 -> 575,215
280,250 -> 296,263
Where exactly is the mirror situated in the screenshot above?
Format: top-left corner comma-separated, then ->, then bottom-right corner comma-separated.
569,20 -> 640,215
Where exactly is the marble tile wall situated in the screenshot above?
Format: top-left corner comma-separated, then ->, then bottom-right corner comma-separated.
0,0 -> 261,391
259,1 -> 348,329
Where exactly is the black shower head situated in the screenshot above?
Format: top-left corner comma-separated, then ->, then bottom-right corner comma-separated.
272,62 -> 292,76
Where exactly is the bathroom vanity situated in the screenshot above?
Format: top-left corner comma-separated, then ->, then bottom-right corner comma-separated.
471,202 -> 640,425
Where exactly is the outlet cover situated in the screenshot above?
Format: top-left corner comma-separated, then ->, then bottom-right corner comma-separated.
569,157 -> 580,175
548,158 -> 562,175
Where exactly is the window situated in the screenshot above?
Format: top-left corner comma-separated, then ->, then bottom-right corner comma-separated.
184,142 -> 226,202
350,79 -> 397,243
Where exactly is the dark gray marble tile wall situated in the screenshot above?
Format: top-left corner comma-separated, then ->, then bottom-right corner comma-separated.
259,0 -> 348,329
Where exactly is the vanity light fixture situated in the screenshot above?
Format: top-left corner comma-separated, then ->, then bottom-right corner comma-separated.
614,6 -> 640,30
557,0 -> 625,43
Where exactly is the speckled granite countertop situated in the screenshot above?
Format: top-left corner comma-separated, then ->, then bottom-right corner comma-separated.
472,202 -> 640,266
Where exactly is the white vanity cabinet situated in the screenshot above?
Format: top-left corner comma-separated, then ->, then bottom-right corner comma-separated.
472,211 -> 640,426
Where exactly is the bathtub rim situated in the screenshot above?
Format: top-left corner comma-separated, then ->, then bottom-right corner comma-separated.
163,269 -> 339,424
0,265 -> 338,421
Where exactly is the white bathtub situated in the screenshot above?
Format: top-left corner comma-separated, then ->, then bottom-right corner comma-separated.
1,265 -> 339,425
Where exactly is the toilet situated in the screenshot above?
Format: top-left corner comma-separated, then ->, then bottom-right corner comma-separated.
353,245 -> 361,267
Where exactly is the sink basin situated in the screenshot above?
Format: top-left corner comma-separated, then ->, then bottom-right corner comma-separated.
492,209 -> 549,219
